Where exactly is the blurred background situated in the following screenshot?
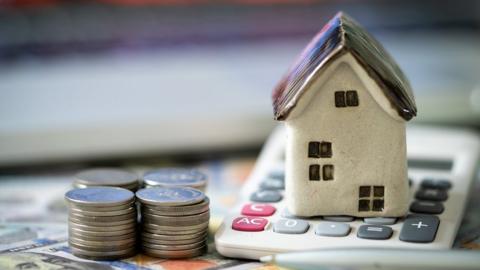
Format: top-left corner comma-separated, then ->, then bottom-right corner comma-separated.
1,0 -> 480,168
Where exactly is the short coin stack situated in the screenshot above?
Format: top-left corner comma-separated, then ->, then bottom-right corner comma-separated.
73,168 -> 140,192
143,168 -> 207,192
136,187 -> 209,258
65,187 -> 138,260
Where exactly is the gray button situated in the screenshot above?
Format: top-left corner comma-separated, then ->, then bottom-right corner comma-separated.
421,179 -> 452,190
324,216 -> 355,222
410,201 -> 444,214
250,190 -> 282,203
364,217 -> 397,225
415,189 -> 448,201
357,225 -> 393,240
315,222 -> 351,237
274,219 -> 309,234
400,215 -> 440,243
260,178 -> 284,190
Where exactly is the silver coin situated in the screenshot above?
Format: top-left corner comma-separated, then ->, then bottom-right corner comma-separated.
144,184 -> 205,193
69,211 -> 136,222
69,221 -> 136,232
142,240 -> 205,251
68,217 -> 135,227
69,241 -> 136,252
72,250 -> 137,261
69,231 -> 136,241
70,202 -> 135,212
142,210 -> 209,222
70,246 -> 137,257
69,227 -> 135,237
142,197 -> 209,216
65,187 -> 134,207
142,245 -> 206,259
69,236 -> 136,247
69,206 -> 136,217
136,187 -> 205,206
143,168 -> 207,188
75,168 -> 139,187
142,221 -> 209,233
141,231 -> 206,241
141,235 -> 206,245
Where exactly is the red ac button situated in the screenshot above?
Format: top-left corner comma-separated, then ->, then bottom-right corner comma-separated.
232,216 -> 268,232
241,204 -> 276,217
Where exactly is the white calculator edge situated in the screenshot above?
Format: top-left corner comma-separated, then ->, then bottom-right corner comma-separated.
214,124 -> 480,260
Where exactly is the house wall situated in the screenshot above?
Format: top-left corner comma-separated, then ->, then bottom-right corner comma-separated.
285,54 -> 409,217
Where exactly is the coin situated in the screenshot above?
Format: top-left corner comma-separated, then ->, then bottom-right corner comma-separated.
141,231 -> 206,241
70,246 -> 136,257
75,168 -> 139,187
136,187 -> 205,206
143,210 -> 209,223
143,168 -> 207,189
69,231 -> 137,241
68,217 -> 135,227
65,187 -> 134,207
69,227 -> 135,237
142,245 -> 206,259
69,206 -> 136,217
69,236 -> 136,247
69,221 -> 136,232
69,211 -> 136,222
70,202 -> 135,212
142,197 -> 209,216
142,221 -> 209,232
142,240 -> 205,251
142,235 -> 206,245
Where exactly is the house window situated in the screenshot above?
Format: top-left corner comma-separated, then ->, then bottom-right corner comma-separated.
309,165 -> 321,181
323,165 -> 334,180
308,141 -> 332,158
308,142 -> 320,158
309,165 -> 334,181
335,90 -> 359,107
358,185 -> 385,212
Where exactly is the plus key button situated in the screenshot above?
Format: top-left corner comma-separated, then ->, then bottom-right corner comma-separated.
400,215 -> 440,243
232,216 -> 268,232
241,204 -> 276,217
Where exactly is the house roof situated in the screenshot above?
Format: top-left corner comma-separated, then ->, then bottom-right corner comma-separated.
272,12 -> 417,121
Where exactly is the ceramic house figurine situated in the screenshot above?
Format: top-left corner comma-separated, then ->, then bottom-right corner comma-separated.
272,12 -> 417,217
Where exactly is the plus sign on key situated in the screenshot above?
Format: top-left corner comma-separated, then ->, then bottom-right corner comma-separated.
241,204 -> 276,216
232,216 -> 268,232
400,215 -> 440,243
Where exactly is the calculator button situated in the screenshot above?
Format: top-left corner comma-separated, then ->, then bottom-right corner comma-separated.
274,219 -> 309,234
421,179 -> 452,190
357,225 -> 393,240
241,204 -> 276,217
410,201 -> 444,214
364,217 -> 397,225
400,215 -> 439,243
281,208 -> 297,218
250,190 -> 282,203
315,222 -> 351,237
415,189 -> 448,201
323,216 -> 355,222
260,178 -> 284,190
232,216 -> 268,232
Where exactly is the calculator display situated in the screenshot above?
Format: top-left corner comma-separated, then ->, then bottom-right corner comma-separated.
407,159 -> 453,171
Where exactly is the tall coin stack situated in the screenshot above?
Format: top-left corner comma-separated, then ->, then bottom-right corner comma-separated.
136,187 -> 209,259
65,187 -> 138,260
73,168 -> 140,192
143,168 -> 207,192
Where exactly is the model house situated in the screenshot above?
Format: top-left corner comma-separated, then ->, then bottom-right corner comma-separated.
272,12 -> 417,217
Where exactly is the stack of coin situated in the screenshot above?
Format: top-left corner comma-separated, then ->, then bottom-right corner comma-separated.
73,168 -> 140,192
65,187 -> 138,260
143,168 -> 207,192
136,187 -> 209,259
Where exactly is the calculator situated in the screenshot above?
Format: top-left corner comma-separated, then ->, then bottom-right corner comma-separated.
214,125 -> 480,259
